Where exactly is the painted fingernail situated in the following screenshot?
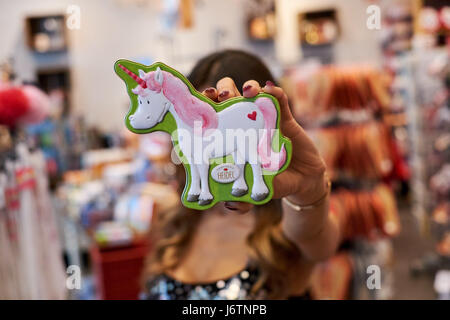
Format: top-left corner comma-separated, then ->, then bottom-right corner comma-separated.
205,87 -> 215,94
265,80 -> 275,87
243,85 -> 252,92
219,90 -> 229,98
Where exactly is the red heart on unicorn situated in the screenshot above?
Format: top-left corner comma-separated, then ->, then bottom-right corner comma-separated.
247,111 -> 257,121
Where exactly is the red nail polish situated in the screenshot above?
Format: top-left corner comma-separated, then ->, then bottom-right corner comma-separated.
205,87 -> 215,94
219,90 -> 229,98
243,85 -> 252,91
266,80 -> 275,87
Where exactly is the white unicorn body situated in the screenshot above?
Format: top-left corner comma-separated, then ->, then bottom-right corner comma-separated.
120,65 -> 286,206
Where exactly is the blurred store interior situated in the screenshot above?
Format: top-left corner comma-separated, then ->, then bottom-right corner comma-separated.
0,0 -> 449,300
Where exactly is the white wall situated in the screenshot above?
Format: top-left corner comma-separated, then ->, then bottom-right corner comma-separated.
275,0 -> 382,65
0,0 -> 382,131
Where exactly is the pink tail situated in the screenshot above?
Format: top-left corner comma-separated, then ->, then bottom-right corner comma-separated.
255,97 -> 287,171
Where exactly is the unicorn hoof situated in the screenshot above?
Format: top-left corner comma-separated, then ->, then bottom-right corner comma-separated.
251,193 -> 269,202
187,194 -> 200,202
198,198 -> 213,206
231,188 -> 248,197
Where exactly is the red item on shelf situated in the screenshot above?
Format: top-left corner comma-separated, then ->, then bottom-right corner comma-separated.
0,87 -> 30,127
90,240 -> 150,300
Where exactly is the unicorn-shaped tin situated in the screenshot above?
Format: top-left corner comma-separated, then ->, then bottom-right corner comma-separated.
115,60 -> 291,210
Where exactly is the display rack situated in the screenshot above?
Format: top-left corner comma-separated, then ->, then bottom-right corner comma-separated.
283,64 -> 404,299
405,47 -> 450,298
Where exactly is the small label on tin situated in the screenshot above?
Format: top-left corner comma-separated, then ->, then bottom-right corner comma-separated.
211,164 -> 240,183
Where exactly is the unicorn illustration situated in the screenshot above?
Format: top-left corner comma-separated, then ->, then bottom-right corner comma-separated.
117,63 -> 287,206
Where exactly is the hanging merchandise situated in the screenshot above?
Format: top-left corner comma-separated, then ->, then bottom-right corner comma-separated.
310,252 -> 353,300
419,7 -> 441,34
411,49 -> 450,291
350,239 -> 395,300
416,1 -> 450,48
0,75 -> 66,298
309,121 -> 401,181
441,6 -> 450,31
379,1 -> 414,55
29,148 -> 67,298
285,64 -> 403,299
330,184 -> 401,241
0,141 -> 67,299
288,65 -> 409,183
0,172 -> 21,299
287,66 -> 391,120
311,240 -> 394,300
419,5 -> 450,33
115,60 -> 292,210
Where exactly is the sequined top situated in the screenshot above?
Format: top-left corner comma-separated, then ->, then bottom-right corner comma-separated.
141,264 -> 264,300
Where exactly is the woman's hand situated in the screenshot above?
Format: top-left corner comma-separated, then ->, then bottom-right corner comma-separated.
202,77 -> 328,212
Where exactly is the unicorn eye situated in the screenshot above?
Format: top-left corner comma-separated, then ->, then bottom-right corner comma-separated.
147,101 -> 150,104
139,100 -> 142,104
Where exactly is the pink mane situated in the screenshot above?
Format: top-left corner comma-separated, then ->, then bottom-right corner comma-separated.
143,70 -> 218,131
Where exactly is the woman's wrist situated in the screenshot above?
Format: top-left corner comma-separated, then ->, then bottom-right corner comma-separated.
286,173 -> 329,206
